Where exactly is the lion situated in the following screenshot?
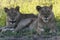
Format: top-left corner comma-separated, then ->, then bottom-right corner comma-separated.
4,6 -> 21,28
4,6 -> 37,32
29,5 -> 57,35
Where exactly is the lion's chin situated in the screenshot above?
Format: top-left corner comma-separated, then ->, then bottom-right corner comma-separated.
43,20 -> 48,23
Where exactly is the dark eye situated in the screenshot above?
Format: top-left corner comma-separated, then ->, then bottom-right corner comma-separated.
48,10 -> 50,12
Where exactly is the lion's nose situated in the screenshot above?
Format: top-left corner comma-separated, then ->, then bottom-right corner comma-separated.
45,16 -> 48,18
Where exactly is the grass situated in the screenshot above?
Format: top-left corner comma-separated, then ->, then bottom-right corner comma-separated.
0,9 -> 6,27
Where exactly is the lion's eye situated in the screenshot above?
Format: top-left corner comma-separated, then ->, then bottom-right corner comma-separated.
47,10 -> 50,12
41,10 -> 44,13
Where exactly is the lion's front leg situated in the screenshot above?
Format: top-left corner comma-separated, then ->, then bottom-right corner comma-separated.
36,23 -> 44,35
48,23 -> 57,35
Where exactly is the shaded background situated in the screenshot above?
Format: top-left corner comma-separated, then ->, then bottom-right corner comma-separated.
0,0 -> 60,30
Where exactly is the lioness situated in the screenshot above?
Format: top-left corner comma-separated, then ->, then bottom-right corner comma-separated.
4,6 -> 37,30
29,5 -> 57,35
4,6 -> 21,28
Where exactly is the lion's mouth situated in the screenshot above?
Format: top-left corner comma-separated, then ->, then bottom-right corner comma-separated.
42,18 -> 49,23
9,21 -> 16,24
43,20 -> 48,23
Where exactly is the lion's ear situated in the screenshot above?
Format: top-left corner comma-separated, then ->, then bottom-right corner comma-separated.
4,7 -> 9,13
49,5 -> 53,9
36,6 -> 41,11
15,6 -> 20,11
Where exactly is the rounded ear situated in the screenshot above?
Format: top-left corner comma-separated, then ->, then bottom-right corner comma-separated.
36,6 -> 41,11
49,5 -> 53,9
15,6 -> 20,11
4,7 -> 9,13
